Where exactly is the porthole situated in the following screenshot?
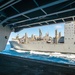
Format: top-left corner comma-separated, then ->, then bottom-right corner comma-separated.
5,36 -> 8,39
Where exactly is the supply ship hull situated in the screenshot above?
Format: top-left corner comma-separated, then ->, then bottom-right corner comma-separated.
10,40 -> 75,54
10,22 -> 75,54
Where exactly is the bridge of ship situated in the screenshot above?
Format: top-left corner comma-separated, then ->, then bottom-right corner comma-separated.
0,0 -> 75,51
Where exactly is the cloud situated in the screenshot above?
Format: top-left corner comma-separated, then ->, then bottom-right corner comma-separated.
55,25 -> 62,29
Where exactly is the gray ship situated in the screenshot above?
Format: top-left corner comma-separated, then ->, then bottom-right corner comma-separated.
10,21 -> 75,53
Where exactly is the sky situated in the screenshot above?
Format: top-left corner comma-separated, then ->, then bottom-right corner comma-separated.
8,23 -> 64,44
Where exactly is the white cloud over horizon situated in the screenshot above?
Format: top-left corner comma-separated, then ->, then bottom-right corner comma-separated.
55,25 -> 62,29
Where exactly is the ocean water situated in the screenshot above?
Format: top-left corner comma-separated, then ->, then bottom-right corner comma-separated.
0,45 -> 75,65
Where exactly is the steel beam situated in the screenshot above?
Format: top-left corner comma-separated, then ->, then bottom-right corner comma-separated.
11,6 -> 30,19
59,1 -> 75,10
62,18 -> 65,22
72,17 -> 74,21
0,0 -> 15,9
39,23 -> 42,26
45,22 -> 49,25
33,0 -> 47,15
0,0 -> 68,25
0,0 -> 21,11
6,7 -> 75,26
53,20 -> 56,23
16,16 -> 74,28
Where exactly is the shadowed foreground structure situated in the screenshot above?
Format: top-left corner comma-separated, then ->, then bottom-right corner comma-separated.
1,0 -> 75,32
0,1 -> 75,75
0,54 -> 75,75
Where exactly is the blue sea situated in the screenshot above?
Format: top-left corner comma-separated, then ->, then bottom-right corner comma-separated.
0,45 -> 75,65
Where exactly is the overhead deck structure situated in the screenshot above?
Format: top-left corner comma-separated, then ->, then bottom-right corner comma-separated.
0,0 -> 75,32
0,0 -> 75,51
0,1 -> 75,75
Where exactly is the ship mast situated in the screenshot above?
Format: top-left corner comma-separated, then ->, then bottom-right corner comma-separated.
39,29 -> 42,39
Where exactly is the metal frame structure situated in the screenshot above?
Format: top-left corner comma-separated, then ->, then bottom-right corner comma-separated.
7,8 -> 75,26
0,0 -> 75,32
16,16 -> 75,28
0,0 -> 15,9
0,0 -> 21,11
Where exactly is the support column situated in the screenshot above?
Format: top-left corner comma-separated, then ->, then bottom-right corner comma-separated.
0,25 -> 11,51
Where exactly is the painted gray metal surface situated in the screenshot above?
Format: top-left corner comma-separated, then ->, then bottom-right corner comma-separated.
10,41 -> 75,53
0,25 -> 11,51
10,21 -> 75,53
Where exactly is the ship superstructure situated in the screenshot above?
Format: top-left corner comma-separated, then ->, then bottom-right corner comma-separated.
12,28 -> 63,44
10,22 -> 75,53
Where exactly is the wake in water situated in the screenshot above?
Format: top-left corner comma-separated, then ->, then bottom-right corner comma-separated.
15,49 -> 75,60
0,45 -> 75,65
